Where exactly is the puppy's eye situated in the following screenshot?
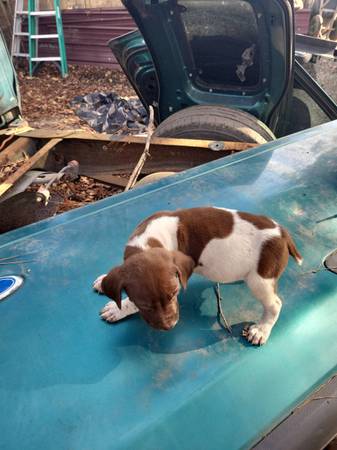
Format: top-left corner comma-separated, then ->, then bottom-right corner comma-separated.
175,271 -> 179,279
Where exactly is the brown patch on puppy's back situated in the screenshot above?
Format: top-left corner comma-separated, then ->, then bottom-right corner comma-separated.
238,211 -> 276,229
125,206 -> 234,265
258,237 -> 289,279
176,207 -> 234,264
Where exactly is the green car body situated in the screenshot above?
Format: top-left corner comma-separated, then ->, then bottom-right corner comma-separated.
0,29 -> 21,128
109,0 -> 337,137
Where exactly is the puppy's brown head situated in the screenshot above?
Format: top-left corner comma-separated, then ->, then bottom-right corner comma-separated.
102,248 -> 195,330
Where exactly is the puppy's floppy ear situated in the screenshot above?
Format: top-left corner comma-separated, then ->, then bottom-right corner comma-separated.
172,251 -> 195,289
101,266 -> 124,309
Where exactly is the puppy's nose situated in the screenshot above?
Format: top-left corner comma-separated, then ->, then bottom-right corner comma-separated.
160,317 -> 178,331
160,323 -> 173,331
150,320 -> 176,331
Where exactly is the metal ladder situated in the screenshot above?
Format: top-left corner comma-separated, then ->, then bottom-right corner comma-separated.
11,0 -> 68,78
11,0 -> 29,59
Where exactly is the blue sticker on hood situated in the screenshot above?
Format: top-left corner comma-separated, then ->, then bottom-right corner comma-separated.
0,276 -> 24,301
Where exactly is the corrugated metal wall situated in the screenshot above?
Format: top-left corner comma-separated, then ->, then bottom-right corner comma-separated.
295,9 -> 310,35
20,8 -> 136,68
41,0 -> 123,9
58,8 -> 136,67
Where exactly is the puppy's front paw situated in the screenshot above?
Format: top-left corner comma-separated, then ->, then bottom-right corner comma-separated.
93,274 -> 107,294
242,324 -> 271,346
100,301 -> 123,323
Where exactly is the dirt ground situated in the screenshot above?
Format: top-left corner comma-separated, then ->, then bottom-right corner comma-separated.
302,58 -> 337,103
17,63 -> 136,129
27,176 -> 123,213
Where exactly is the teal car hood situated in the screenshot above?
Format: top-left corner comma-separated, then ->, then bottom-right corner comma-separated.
0,121 -> 336,449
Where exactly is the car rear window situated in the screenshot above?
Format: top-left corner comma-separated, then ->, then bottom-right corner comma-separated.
179,0 -> 260,90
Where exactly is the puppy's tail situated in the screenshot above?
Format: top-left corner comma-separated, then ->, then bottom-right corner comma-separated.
282,227 -> 303,266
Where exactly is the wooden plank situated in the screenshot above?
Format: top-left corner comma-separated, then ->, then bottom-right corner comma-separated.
5,128 -> 257,151
108,135 -> 257,151
0,2 -> 11,27
0,0 -> 13,48
0,138 -> 62,197
12,128 -> 107,140
0,137 -> 36,166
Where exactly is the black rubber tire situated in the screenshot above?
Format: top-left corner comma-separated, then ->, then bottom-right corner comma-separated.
134,171 -> 176,188
154,105 -> 275,144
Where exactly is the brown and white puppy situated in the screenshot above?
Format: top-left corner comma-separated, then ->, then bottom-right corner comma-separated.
93,207 -> 302,345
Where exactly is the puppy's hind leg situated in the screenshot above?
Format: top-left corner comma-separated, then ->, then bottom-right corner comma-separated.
100,298 -> 139,323
243,273 -> 282,345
